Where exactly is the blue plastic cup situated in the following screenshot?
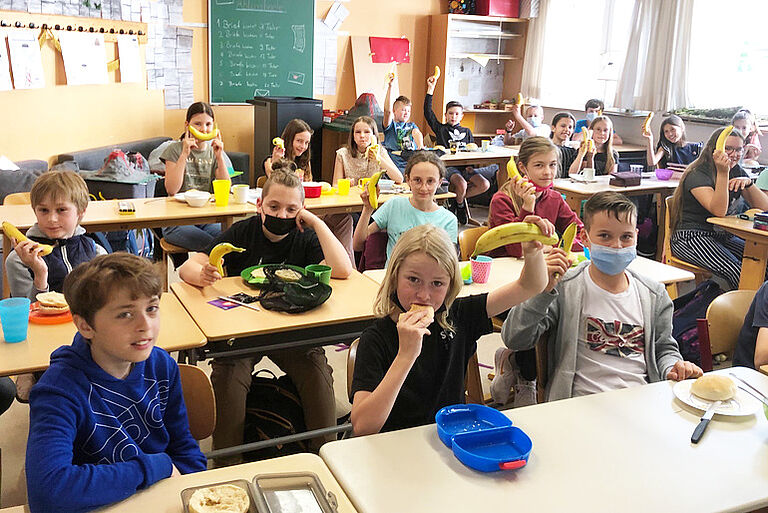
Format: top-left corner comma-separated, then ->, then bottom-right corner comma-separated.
0,298 -> 31,343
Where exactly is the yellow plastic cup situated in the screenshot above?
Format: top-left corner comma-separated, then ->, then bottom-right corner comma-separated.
212,179 -> 231,207
337,178 -> 351,196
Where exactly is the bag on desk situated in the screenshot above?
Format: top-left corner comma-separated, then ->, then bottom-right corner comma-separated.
609,172 -> 641,187
257,265 -> 332,313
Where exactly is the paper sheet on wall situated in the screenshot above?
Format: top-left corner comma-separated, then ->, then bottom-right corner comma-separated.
0,33 -> 13,91
117,35 -> 141,83
323,1 -> 349,32
313,19 -> 337,96
58,33 -> 109,85
7,31 -> 44,89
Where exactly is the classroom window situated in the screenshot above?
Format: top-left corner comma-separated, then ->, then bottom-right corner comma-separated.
688,0 -> 768,114
538,0 -> 633,109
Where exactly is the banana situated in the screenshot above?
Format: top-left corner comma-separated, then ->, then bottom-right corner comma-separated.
581,127 -> 590,141
715,125 -> 734,153
516,92 -> 524,106
188,124 -> 220,141
432,66 -> 441,80
472,222 -> 559,257
365,143 -> 381,163
272,137 -> 285,150
586,139 -> 595,153
2,221 -> 54,256
642,112 -> 654,134
209,242 -> 245,278
507,156 -> 522,182
581,127 -> 594,153
367,171 -> 383,209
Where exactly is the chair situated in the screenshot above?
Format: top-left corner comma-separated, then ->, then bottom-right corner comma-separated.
346,338 -> 359,399
3,192 -> 31,205
458,226 -> 489,261
178,363 -> 216,440
697,290 -> 756,372
663,196 -> 711,297
256,175 -> 267,188
159,238 -> 188,291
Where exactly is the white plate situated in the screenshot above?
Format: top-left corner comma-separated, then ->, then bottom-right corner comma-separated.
174,193 -> 186,202
673,379 -> 761,416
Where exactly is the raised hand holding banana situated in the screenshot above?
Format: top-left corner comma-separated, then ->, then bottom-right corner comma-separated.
471,221 -> 559,258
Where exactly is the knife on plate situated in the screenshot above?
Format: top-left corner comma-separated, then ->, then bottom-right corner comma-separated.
691,400 -> 721,444
553,222 -> 579,279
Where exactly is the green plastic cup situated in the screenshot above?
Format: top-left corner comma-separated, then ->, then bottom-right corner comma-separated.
305,264 -> 332,285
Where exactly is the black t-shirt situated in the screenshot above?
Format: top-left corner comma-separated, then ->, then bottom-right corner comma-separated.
350,293 -> 493,432
557,145 -> 578,178
204,216 -> 324,275
679,164 -> 748,231
594,150 -> 620,175
423,94 -> 474,148
733,282 -> 768,369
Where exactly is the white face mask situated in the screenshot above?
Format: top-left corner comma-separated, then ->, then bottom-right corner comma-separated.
527,116 -> 542,128
585,111 -> 598,123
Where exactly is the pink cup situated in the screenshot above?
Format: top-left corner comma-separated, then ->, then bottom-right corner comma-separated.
470,256 -> 493,284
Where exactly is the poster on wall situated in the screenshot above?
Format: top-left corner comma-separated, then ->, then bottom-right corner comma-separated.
0,33 -> 13,91
7,30 -> 45,89
117,35 -> 142,83
58,33 -> 109,85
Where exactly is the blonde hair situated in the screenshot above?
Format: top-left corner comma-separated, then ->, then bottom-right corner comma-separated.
372,224 -> 462,332
348,116 -> 378,158
30,171 -> 89,213
589,116 -> 615,173
262,167 -> 305,202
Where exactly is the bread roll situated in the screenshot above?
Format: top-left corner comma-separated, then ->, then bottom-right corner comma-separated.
691,374 -> 736,402
188,484 -> 250,513
36,291 -> 69,315
409,304 -> 434,318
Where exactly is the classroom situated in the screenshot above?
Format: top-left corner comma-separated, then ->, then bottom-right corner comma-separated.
1,0 -> 768,511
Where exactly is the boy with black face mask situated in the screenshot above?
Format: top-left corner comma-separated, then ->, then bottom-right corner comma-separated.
178,164 -> 352,464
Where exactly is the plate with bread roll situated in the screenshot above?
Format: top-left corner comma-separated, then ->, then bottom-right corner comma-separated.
673,374 -> 761,416
181,480 -> 256,513
29,292 -> 72,324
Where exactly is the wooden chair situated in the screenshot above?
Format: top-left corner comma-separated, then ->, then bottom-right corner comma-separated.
346,338 -> 359,399
256,175 -> 267,188
534,333 -> 550,404
178,363 -> 216,441
697,290 -> 756,372
458,226 -> 489,261
3,192 -> 31,205
663,196 -> 711,297
159,238 -> 188,291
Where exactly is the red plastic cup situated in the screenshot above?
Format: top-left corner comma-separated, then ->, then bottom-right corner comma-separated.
471,256 -> 493,284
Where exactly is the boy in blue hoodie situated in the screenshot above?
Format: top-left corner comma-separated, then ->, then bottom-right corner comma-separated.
25,253 -> 206,513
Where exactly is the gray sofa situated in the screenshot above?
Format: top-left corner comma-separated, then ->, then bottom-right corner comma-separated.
0,159 -> 48,204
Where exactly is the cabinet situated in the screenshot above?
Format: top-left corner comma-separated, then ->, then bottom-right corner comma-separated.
427,14 -> 529,138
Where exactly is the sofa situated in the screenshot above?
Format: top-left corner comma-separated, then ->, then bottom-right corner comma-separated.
0,159 -> 48,204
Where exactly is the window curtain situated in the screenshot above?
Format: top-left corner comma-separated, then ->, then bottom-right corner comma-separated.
520,0 -> 550,101
614,0 -> 695,112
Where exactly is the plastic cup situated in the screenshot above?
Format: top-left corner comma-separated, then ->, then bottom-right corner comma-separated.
212,179 -> 231,207
337,178 -> 351,196
232,184 -> 249,204
0,298 -> 31,343
630,164 -> 643,175
470,256 -> 493,284
582,168 -> 595,181
481,140 -> 490,152
305,264 -> 332,285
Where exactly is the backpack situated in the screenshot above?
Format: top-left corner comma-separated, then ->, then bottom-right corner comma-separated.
256,265 -> 332,313
243,370 -> 307,461
89,229 -> 155,258
672,280 -> 725,367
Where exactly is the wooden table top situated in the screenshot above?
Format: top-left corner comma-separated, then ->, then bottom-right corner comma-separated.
553,175 -> 678,196
708,215 -> 768,241
321,367 -> 768,513
0,293 -> 206,377
304,188 -> 455,215
440,146 -> 517,165
170,271 -> 380,342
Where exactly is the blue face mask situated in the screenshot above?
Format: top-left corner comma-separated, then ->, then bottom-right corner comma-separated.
588,243 -> 636,276
527,116 -> 541,128
585,111 -> 598,123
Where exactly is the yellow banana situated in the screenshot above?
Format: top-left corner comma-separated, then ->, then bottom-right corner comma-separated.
642,112 -> 654,134
581,127 -> 590,141
472,222 -> 559,257
272,137 -> 285,150
188,124 -> 220,141
433,66 -> 441,80
365,143 -> 381,163
507,157 -> 522,181
586,139 -> 595,153
209,242 -> 245,277
715,125 -> 734,153
387,62 -> 397,82
367,171 -> 383,209
2,221 -> 54,256
516,92 -> 524,106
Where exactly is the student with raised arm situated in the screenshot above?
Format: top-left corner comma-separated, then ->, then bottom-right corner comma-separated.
382,73 -> 424,172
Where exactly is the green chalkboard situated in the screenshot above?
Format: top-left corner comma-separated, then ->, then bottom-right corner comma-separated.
208,0 -> 314,104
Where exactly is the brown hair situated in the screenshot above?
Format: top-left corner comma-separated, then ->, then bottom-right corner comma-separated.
393,95 -> 412,108
30,171 -> 89,213
404,151 -> 446,180
262,167 -> 305,202
582,191 -> 637,231
181,101 -> 215,139
669,127 -> 745,230
585,99 -> 604,111
589,116 -> 615,173
348,116 -> 379,158
281,119 -> 313,180
63,253 -> 162,326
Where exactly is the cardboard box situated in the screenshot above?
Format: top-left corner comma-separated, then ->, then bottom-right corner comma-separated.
475,0 -> 520,17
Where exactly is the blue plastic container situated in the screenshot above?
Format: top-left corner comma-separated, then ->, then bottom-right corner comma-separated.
436,404 -> 512,447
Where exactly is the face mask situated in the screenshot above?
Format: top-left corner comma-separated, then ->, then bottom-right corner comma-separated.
585,111 -> 598,123
262,213 -> 297,236
588,242 -> 636,276
527,116 -> 541,128
532,181 -> 553,192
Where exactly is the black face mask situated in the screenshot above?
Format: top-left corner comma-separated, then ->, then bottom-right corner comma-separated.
263,213 -> 297,236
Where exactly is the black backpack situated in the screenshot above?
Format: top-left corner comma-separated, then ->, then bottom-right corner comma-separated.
672,280 -> 725,367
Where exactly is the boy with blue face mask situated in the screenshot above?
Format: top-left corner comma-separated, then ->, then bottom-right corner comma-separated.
573,98 -> 624,144
500,191 -> 701,402
503,104 -> 551,144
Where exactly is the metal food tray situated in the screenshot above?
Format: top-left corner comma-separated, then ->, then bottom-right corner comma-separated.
251,472 -> 338,513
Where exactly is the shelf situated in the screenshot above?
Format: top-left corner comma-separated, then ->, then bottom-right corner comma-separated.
448,31 -> 522,39
448,13 -> 526,23
449,53 -> 519,60
465,109 -> 513,113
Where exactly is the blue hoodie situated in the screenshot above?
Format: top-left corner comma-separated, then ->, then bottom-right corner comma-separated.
25,334 -> 207,513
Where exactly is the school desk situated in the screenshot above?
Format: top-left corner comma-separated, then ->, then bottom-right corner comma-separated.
439,146 -> 518,168
761,365 -> 768,377
0,197 -> 257,297
320,366 -> 768,513
303,188 -> 456,216
707,215 -> 768,290
0,293 -> 205,378
0,454 -> 357,513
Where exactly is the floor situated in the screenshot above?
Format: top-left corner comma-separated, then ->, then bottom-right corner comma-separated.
0,205 -> 504,508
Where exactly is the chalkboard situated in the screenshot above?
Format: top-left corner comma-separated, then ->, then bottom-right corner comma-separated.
208,0 -> 314,104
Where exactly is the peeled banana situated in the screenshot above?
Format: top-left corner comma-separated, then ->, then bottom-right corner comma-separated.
581,127 -> 594,153
367,171 -> 383,209
209,242 -> 245,277
516,92 -> 524,106
432,66 -> 441,80
472,222 -> 559,257
272,137 -> 285,150
642,112 -> 654,134
2,221 -> 53,256
365,143 -> 381,163
188,124 -> 220,141
715,125 -> 734,153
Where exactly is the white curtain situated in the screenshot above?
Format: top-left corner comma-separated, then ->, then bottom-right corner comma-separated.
614,0 -> 695,112
520,0 -> 550,100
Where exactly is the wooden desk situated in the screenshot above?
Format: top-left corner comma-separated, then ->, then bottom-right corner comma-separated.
761,365 -> 768,377
0,454 -> 357,513
708,216 -> 768,290
440,146 -> 517,167
0,293 -> 206,377
320,367 -> 768,513
304,189 -> 455,217
614,143 -> 646,153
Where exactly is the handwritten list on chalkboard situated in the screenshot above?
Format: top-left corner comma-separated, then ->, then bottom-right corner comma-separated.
209,0 -> 314,104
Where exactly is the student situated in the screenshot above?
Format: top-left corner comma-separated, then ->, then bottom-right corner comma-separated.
25,253 -> 206,513
549,111 -> 577,178
573,98 -> 624,145
644,114 -> 702,169
333,116 -> 403,185
5,170 -> 107,401
350,218 -> 553,435
160,101 -> 231,251
503,103 -> 551,144
264,118 -> 314,181
501,192 -> 702,402
670,127 -> 768,289
424,76 -> 496,225
733,281 -> 768,369
732,109 -> 762,162
178,169 -> 353,462
571,116 -> 620,176
353,151 -> 457,265
383,75 -> 424,171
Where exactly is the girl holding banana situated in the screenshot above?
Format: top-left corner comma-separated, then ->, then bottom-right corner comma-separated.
643,114 -> 702,170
